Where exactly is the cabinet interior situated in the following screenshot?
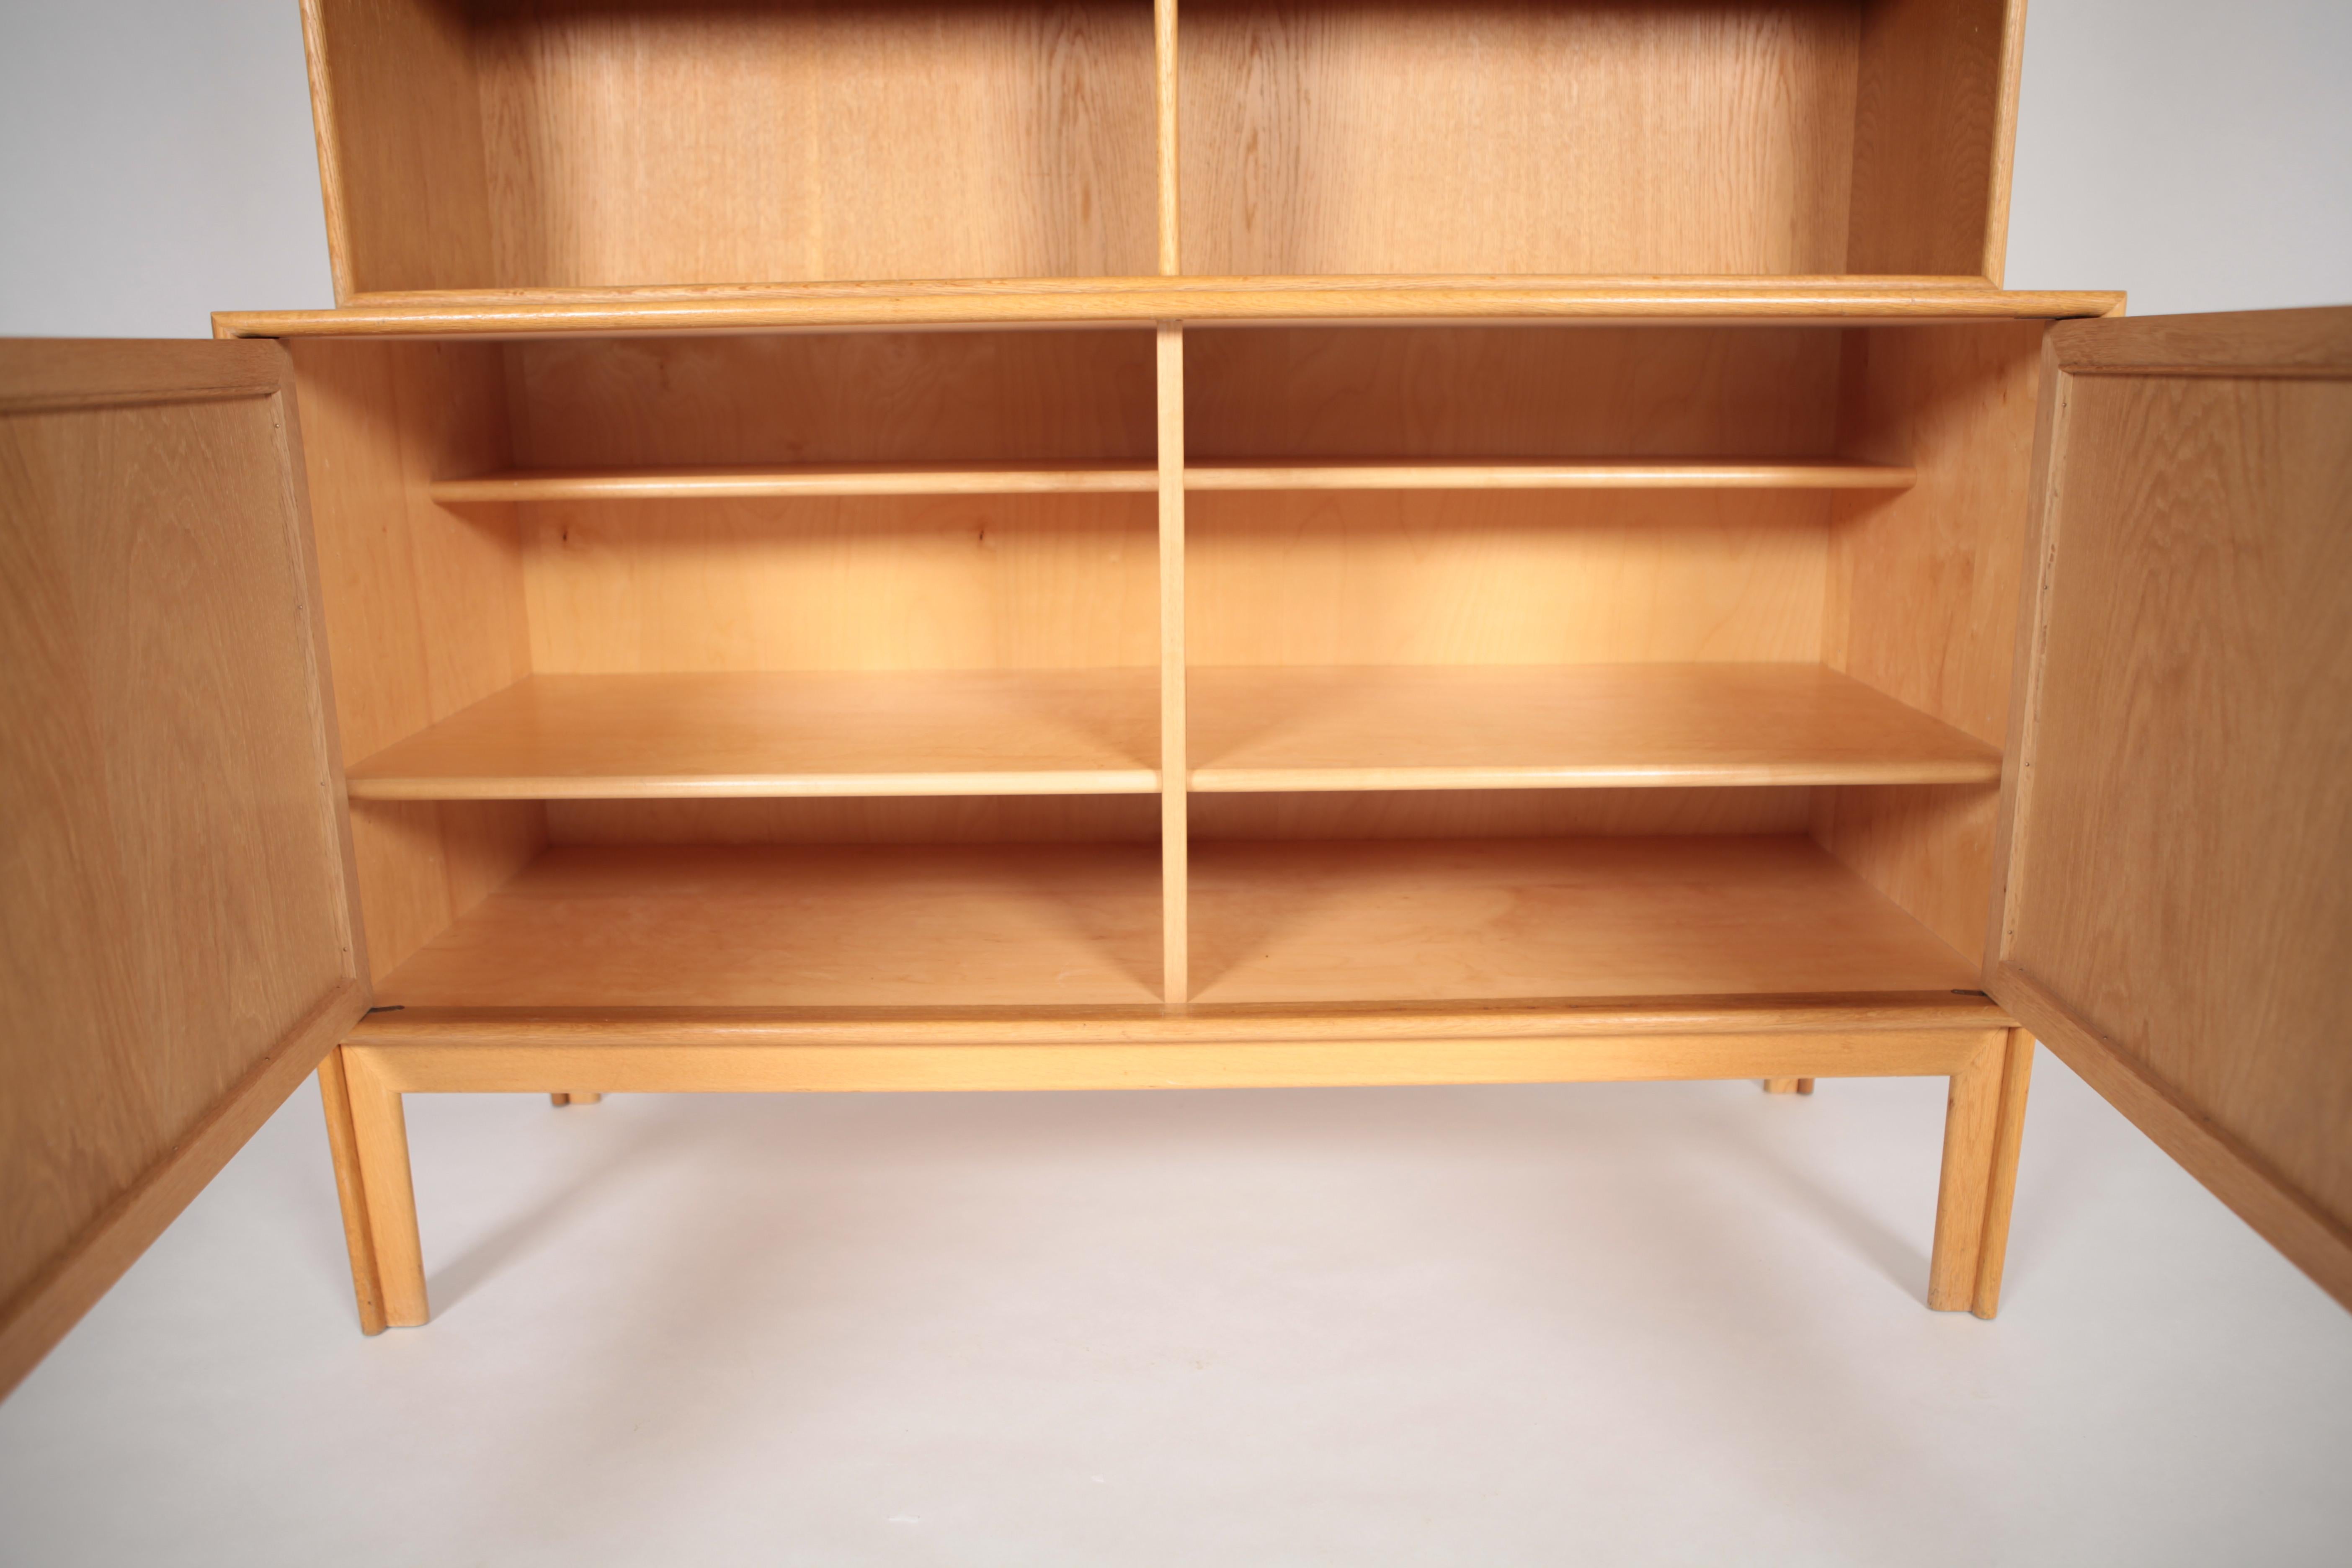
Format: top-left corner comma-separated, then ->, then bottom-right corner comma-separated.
289,316 -> 2042,1009
305,0 -> 2019,296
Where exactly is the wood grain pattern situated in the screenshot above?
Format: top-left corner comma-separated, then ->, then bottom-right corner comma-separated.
315,1046 -> 387,1335
473,0 -> 1155,286
1158,325 -> 1191,1000
1812,321 -> 2046,965
288,339 -> 546,980
1189,836 -> 1981,1006
1189,787 -> 1810,841
1188,325 -> 1847,460
1927,1031 -> 2003,1310
1970,1026 -> 2034,1317
349,1029 -> 1998,1100
300,0 -> 495,299
346,669 -> 1160,799
1189,664 -> 1999,793
1846,0 -> 2022,279
1989,308 -> 2352,1308
212,281 -> 2127,340
1182,1 -> 1860,276
1186,459 -> 1913,492
435,462 -> 1158,502
1191,489 -> 1830,668
0,340 -> 369,1393
379,845 -> 1166,1009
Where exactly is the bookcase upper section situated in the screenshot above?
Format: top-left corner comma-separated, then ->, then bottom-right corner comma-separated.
301,0 -> 2030,302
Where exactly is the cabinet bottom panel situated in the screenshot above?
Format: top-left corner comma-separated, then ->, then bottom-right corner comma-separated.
374,835 -> 1978,1012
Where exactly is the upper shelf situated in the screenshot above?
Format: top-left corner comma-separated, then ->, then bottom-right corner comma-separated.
431,457 -> 1915,503
216,279 -> 2124,340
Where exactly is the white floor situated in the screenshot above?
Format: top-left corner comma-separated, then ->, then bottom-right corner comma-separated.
3,1050 -> 2346,1566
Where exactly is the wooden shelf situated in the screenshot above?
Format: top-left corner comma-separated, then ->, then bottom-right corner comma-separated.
372,834 -> 1979,1012
345,670 -> 1159,801
1191,836 -> 1981,1005
431,459 -> 1913,504
376,844 -> 1165,1008
431,462 -> 1155,503
1188,664 -> 2002,793
1185,459 -> 1914,492
215,278 -> 2126,340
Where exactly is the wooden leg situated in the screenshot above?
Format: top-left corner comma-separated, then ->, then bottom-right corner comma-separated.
552,1092 -> 601,1106
316,1049 -> 387,1336
1761,1078 -> 1815,1095
1927,1033 -> 2006,1310
343,1048 -> 428,1327
1970,1029 -> 2037,1319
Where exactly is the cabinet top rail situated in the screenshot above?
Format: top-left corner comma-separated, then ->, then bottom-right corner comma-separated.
216,277 -> 2125,340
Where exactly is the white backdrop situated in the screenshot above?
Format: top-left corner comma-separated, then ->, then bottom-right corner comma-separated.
1,0 -> 2347,336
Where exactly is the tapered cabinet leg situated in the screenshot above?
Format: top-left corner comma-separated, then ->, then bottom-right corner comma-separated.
1970,1029 -> 2036,1318
317,1049 -> 387,1336
342,1048 -> 429,1327
1927,1034 -> 2007,1310
1761,1078 -> 1815,1095
551,1092 -> 602,1106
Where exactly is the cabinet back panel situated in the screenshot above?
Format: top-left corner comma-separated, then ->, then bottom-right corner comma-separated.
1191,490 -> 1829,666
1188,326 -> 1843,458
505,331 -> 1155,466
481,0 -> 1156,286
289,340 -> 547,979
1182,0 -> 1862,276
522,497 -> 1158,671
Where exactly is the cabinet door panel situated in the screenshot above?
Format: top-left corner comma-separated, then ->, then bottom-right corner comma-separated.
1988,307 -> 2352,1307
0,340 -> 369,1394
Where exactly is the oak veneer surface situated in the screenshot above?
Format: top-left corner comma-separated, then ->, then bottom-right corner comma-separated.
1191,836 -> 1981,1004
1181,1 -> 1863,276
1184,459 -> 1914,491
377,845 -> 1166,1008
288,338 -> 547,980
2001,329 -> 2352,1246
0,340 -> 365,1390
211,281 -> 2128,340
374,836 -> 1976,1013
346,669 -> 1161,799
1813,321 -> 2045,966
1187,664 -> 2000,792
434,462 -> 1158,502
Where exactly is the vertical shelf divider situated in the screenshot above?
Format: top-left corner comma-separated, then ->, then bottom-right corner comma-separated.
1156,322 -> 1189,1004
1155,0 -> 1188,1003
1155,0 -> 1180,276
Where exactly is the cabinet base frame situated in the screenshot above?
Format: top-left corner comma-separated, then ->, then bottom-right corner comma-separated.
322,1013 -> 2029,1335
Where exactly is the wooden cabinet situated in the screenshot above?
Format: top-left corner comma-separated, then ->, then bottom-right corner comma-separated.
3,0 -> 2346,1393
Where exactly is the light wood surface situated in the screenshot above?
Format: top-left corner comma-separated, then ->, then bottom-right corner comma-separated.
1190,836 -> 1980,1006
341,1046 -> 426,1327
1188,664 -> 2001,793
1191,787 -> 1810,842
1156,0 -> 1181,276
316,1047 -> 386,1335
1846,0 -> 2023,280
1158,325 -> 1191,1002
1185,459 -> 1914,491
346,670 -> 1161,801
434,463 -> 1158,503
288,339 -> 546,981
1970,1027 -> 2034,1318
371,834 -> 1982,1016
1988,307 -> 2352,1310
1927,1032 -> 2004,1310
379,845 -> 1166,1009
0,340 -> 370,1393
1183,1 -> 1865,276
1812,321 -> 2047,966
214,281 -> 2125,340
1191,489 -> 1831,668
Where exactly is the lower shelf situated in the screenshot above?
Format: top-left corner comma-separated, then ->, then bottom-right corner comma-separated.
376,836 -> 1978,1011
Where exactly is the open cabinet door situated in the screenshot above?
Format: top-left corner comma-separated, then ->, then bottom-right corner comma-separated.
0,340 -> 370,1395
1988,307 -> 2352,1308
